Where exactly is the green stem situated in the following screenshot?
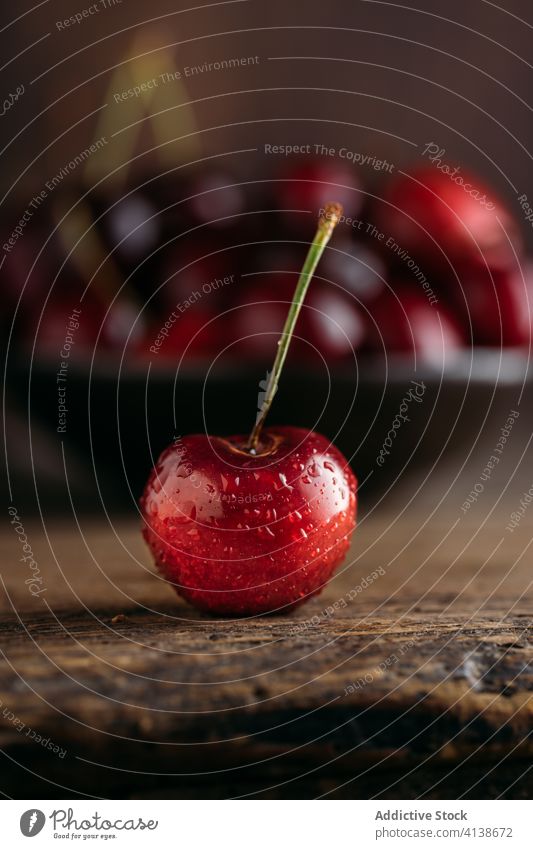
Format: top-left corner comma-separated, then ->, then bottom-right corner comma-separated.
247,202 -> 343,452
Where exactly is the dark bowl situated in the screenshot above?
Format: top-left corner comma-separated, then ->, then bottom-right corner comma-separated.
10,348 -> 532,513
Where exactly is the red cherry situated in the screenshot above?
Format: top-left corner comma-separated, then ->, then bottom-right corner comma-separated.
145,309 -> 218,359
367,285 -> 465,365
376,167 -> 520,270
141,427 -> 357,615
141,202 -> 352,614
277,162 -> 361,225
22,291 -> 99,359
452,261 -> 531,347
26,294 -> 149,359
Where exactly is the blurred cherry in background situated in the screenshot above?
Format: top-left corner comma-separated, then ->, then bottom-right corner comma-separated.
7,158 -> 532,368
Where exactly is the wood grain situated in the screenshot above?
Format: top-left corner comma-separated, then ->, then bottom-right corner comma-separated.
0,514 -> 532,798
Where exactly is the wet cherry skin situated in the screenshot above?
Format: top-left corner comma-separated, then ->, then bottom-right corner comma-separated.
141,426 -> 357,616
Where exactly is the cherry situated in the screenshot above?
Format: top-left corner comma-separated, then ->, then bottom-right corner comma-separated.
27,292 -> 149,359
141,427 -> 356,615
451,260 -> 531,347
366,284 -> 465,366
146,309 -> 218,359
141,203 -> 358,615
228,245 -> 305,361
234,241 -> 372,361
375,166 -> 521,271
230,280 -> 365,363
230,277 -> 294,361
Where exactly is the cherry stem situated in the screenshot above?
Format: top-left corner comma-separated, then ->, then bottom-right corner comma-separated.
247,202 -> 343,453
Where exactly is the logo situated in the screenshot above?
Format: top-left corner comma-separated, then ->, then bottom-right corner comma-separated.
256,370 -> 271,424
20,809 -> 46,837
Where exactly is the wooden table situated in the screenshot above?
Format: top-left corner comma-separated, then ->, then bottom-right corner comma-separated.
2,459 -> 532,799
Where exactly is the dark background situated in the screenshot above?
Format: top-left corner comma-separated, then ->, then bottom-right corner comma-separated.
3,0 -> 533,209
2,0 -> 533,513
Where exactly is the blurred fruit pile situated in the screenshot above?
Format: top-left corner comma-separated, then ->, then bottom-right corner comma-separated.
4,159 -> 531,368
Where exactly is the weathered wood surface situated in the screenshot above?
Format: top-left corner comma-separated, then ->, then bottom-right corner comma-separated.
0,515 -> 532,798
